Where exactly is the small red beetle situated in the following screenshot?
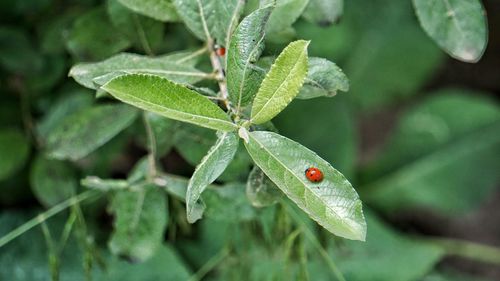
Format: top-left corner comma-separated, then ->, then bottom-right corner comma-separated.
216,46 -> 226,56
305,167 -> 323,183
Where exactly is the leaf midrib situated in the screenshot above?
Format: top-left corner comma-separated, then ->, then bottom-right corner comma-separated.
248,133 -> 354,229
187,132 -> 230,215
103,86 -> 236,130
251,48 -> 307,122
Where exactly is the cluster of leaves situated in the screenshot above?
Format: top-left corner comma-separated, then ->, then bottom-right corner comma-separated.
0,0 -> 499,281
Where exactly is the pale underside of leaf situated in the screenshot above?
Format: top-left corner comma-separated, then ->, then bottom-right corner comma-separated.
186,132 -> 239,223
245,131 -> 366,240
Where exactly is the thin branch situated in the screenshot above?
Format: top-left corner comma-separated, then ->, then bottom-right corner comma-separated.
188,246 -> 230,281
424,237 -> 500,265
175,46 -> 208,64
0,190 -> 101,248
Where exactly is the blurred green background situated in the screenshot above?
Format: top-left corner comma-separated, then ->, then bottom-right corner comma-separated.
1,0 -> 499,280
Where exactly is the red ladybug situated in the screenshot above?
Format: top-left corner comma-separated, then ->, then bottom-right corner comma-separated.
305,167 -> 323,183
216,46 -> 226,56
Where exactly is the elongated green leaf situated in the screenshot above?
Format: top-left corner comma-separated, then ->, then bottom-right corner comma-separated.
70,53 -> 208,90
186,132 -> 239,223
117,0 -> 179,22
245,131 -> 366,240
30,155 -> 76,207
102,74 -> 237,131
246,166 -> 281,207
332,211 -> 444,281
107,0 -> 164,53
227,6 -> 273,110
302,0 -> 343,26
0,129 -> 30,181
109,185 -> 168,262
172,0 -> 243,46
46,104 -> 138,161
362,93 -> 500,215
412,0 -> 487,62
65,7 -> 131,60
298,57 -> 349,99
36,89 -> 94,140
250,40 -> 309,124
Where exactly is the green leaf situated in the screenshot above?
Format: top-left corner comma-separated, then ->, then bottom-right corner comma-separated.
202,183 -> 256,222
298,57 -> 348,99
412,0 -> 487,62
172,0 -> 244,46
274,97 -> 357,178
142,113 -> 179,157
30,155 -> 77,207
0,129 -> 30,181
102,74 -> 237,131
46,104 -> 138,161
246,166 -> 281,207
70,52 -> 208,90
98,245 -> 191,281
302,0 -> 343,26
263,0 -> 309,42
332,211 -> 444,281
109,185 -> 168,262
65,7 -> 131,60
117,0 -> 179,22
107,0 -> 164,54
250,40 -> 309,124
186,132 -> 239,223
244,131 -> 366,240
36,89 -> 94,141
0,27 -> 43,74
362,92 -> 500,214
174,124 -> 217,165
227,6 -> 273,110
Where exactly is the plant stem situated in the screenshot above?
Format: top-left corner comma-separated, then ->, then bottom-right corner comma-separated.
175,46 -> 208,64
207,39 -> 231,111
0,190 -> 101,248
425,237 -> 500,265
188,246 -> 230,281
285,203 -> 346,281
142,113 -> 158,180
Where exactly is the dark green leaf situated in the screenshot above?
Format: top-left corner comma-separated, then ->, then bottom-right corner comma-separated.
65,7 -> 131,60
227,6 -> 273,110
362,92 -> 500,214
46,104 -> 138,161
117,0 -> 179,22
0,27 -> 43,74
102,74 -> 237,131
174,124 -> 217,165
245,131 -> 366,240
413,0 -> 487,62
107,0 -> 165,54
333,211 -> 444,281
70,52 -> 208,90
246,166 -> 281,207
172,0 -> 244,46
298,57 -> 348,99
0,129 -> 30,181
263,0 -> 309,42
302,0 -> 343,26
30,155 -> 77,207
186,132 -> 239,223
251,40 -> 309,124
109,185 -> 168,262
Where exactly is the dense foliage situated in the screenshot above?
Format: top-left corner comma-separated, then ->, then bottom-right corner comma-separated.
0,0 -> 499,280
